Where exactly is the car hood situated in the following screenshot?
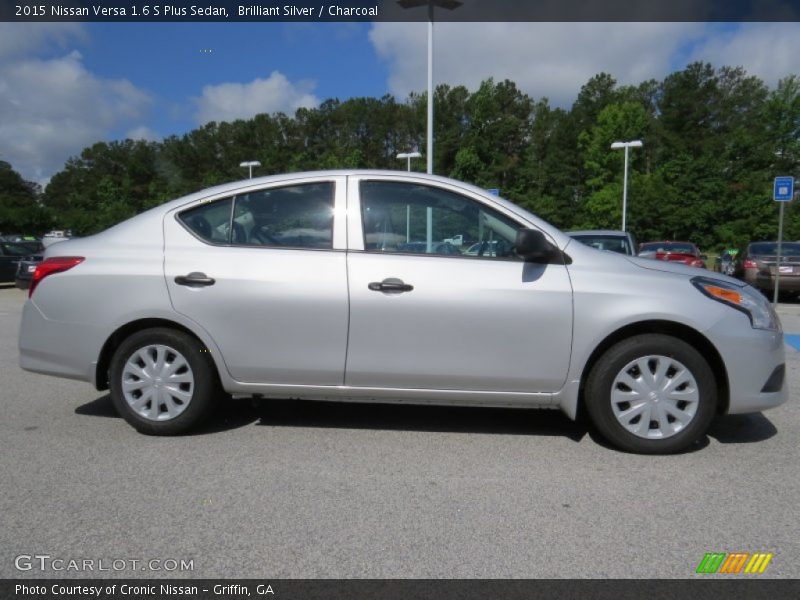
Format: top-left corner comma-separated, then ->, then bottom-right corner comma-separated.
623,254 -> 745,286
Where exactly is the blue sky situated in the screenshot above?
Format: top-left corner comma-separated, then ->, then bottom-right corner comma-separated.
1,21 -> 800,183
83,23 -> 387,137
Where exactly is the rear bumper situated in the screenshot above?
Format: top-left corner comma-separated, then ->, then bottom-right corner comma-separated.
18,300 -> 101,385
706,313 -> 788,414
755,272 -> 800,292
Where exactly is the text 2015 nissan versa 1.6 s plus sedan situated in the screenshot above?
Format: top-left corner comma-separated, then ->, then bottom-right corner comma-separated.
18,171 -> 787,453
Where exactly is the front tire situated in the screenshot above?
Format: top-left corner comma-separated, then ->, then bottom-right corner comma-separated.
109,328 -> 220,435
585,334 -> 717,454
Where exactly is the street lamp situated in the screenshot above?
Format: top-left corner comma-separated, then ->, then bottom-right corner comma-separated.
610,140 -> 643,231
397,151 -> 422,242
397,0 -> 463,174
239,160 -> 261,179
397,151 -> 422,172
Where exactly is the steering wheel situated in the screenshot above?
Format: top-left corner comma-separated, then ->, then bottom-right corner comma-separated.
250,224 -> 281,246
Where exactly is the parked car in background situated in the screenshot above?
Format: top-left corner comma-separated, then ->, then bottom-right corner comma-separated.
714,249 -> 739,276
1,241 -> 43,283
42,230 -> 72,248
0,234 -> 39,243
734,241 -> 800,296
14,243 -> 45,289
638,241 -> 706,268
566,230 -> 637,256
18,170 -> 787,454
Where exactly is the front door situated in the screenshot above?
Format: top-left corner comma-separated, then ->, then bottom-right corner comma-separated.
344,178 -> 573,393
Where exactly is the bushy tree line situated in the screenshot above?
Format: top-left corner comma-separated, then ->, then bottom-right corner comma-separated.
2,62 -> 799,249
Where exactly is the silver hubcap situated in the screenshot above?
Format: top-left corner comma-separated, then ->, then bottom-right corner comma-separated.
122,344 -> 194,421
610,355 -> 700,439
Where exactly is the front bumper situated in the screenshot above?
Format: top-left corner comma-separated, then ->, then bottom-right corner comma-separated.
705,312 -> 788,414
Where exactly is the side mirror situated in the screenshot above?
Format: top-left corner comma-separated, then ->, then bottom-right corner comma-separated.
515,228 -> 556,263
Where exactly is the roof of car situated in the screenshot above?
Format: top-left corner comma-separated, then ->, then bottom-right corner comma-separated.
566,230 -> 630,236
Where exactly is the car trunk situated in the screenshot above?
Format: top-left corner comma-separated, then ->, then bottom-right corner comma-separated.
757,254 -> 800,277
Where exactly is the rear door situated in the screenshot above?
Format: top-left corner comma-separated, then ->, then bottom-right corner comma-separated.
163,176 -> 349,385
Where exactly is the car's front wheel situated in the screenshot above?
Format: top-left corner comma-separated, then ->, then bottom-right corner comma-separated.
109,328 -> 220,435
585,334 -> 717,454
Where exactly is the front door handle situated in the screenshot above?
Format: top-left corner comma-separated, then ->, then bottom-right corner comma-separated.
368,278 -> 414,293
175,272 -> 215,287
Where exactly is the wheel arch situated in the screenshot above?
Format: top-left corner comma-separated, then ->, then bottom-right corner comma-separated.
95,318 -> 223,391
577,320 -> 730,417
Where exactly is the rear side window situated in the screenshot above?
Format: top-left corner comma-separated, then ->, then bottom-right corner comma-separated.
232,182 -> 334,249
179,198 -> 233,243
177,182 -> 335,249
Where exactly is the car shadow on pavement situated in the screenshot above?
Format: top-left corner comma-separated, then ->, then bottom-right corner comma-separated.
75,395 -> 777,447
253,398 -> 589,441
706,413 -> 777,444
76,393 -> 588,440
75,394 -> 263,434
75,395 -> 118,418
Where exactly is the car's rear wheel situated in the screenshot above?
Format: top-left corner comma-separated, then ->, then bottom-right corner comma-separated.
585,334 -> 717,454
109,328 -> 220,435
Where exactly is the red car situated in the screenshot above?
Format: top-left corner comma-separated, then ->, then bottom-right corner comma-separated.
638,241 -> 706,268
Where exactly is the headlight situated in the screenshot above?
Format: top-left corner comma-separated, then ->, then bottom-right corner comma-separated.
692,276 -> 780,331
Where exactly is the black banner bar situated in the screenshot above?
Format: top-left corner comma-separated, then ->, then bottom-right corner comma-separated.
3,579 -> 800,600
2,0 -> 800,22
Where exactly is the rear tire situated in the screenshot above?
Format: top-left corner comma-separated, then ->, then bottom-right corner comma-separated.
585,334 -> 717,454
109,327 -> 220,435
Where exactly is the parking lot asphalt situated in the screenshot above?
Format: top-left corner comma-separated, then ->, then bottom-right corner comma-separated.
1,285 -> 798,579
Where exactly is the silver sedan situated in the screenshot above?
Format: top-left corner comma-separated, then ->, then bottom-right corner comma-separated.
18,171 -> 788,453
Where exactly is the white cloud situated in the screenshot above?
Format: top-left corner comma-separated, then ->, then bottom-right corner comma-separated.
194,71 -> 319,125
688,23 -> 800,87
369,22 -> 800,107
0,22 -> 87,60
126,126 -> 160,142
0,26 -> 152,184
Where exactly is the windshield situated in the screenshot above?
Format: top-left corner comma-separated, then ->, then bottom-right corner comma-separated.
749,242 -> 800,255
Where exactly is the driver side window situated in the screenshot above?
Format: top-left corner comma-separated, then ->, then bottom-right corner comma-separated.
360,181 -> 521,259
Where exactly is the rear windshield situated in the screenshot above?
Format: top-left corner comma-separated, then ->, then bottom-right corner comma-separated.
571,235 -> 631,254
749,242 -> 800,255
1,242 -> 38,256
640,242 -> 697,254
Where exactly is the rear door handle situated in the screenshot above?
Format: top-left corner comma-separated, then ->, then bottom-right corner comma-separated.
175,272 -> 215,287
368,278 -> 414,293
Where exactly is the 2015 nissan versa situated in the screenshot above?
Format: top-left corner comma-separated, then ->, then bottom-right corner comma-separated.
18,171 -> 788,453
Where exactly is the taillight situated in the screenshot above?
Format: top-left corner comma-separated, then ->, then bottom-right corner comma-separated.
29,257 -> 84,298
692,259 -> 705,268
743,259 -> 757,269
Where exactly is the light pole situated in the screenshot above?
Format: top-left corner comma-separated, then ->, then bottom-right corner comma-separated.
239,160 -> 261,179
397,151 -> 422,242
398,0 -> 463,174
610,140 -> 643,231
397,151 -> 422,172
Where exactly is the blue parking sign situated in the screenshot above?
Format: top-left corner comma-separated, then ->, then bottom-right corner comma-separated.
774,176 -> 794,201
